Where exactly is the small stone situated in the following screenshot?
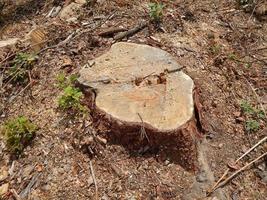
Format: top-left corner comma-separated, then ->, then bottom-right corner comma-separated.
0,183 -> 9,196
41,184 -> 51,191
236,117 -> 245,123
218,143 -> 223,148
96,136 -> 107,145
233,112 -> 241,117
61,56 -> 73,68
59,3 -> 82,21
164,159 -> 170,166
206,132 -> 215,139
0,38 -> 19,48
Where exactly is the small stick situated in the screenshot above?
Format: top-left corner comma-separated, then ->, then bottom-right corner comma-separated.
98,27 -> 127,37
248,4 -> 257,21
208,136 -> 267,194
11,189 -> 21,200
237,136 -> 267,162
114,22 -> 148,41
89,160 -> 98,200
165,66 -> 186,74
19,173 -> 40,199
213,151 -> 267,191
8,81 -> 32,103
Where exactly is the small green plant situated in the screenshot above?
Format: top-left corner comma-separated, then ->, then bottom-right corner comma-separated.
209,44 -> 222,55
8,53 -> 38,84
245,119 -> 260,132
1,116 -> 37,155
56,72 -> 78,89
58,86 -> 86,113
240,100 -> 265,133
240,100 -> 265,117
228,53 -> 237,61
240,100 -> 255,115
149,2 -> 164,23
57,72 -> 86,115
56,72 -> 66,88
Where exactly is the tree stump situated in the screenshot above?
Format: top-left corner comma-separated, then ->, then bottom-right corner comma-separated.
78,42 -> 201,170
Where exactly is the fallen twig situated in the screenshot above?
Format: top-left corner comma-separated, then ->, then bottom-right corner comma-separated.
114,22 -> 148,41
75,12 -> 116,40
213,151 -> 267,191
37,31 -> 78,55
208,136 -> 267,195
165,66 -> 186,74
89,160 -> 98,200
11,189 -> 21,200
19,173 -> 40,199
8,80 -> 33,103
98,27 -> 127,37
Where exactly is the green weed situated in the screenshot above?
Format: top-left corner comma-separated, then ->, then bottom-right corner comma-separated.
149,2 -> 164,23
245,119 -> 260,132
228,53 -> 237,61
56,72 -> 66,88
240,100 -> 255,115
1,116 -> 37,155
58,86 -> 86,114
57,72 -> 86,115
56,73 -> 78,89
209,44 -> 222,55
8,53 -> 38,84
240,100 -> 265,133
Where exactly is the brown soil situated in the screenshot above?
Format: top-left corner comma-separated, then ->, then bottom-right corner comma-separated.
0,0 -> 266,200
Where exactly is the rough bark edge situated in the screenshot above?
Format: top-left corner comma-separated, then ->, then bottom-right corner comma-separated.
79,84 -> 203,171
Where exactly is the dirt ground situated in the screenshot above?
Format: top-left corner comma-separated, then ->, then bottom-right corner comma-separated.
0,0 -> 266,199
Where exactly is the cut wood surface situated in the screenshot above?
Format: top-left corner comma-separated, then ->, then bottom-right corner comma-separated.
79,42 -> 199,169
